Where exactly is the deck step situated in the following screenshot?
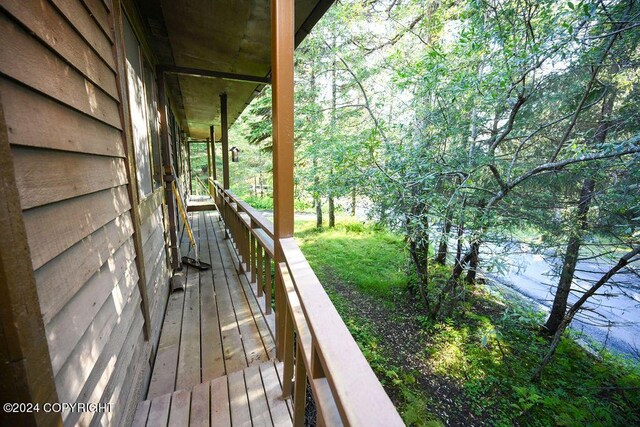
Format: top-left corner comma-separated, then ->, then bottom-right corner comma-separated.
133,361 -> 292,427
187,195 -> 217,212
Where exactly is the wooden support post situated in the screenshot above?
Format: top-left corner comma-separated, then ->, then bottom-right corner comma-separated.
157,71 -> 180,270
186,138 -> 192,194
211,127 -> 218,181
221,93 -> 230,190
206,137 -> 212,185
271,0 -> 295,360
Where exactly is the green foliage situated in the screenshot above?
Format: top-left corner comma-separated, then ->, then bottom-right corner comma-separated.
424,287 -> 640,425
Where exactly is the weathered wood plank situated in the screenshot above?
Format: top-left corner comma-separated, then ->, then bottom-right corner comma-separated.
47,239 -> 136,374
97,326 -> 146,427
0,12 -> 121,129
0,78 -> 124,157
81,0 -> 113,41
51,0 -> 116,70
146,253 -> 168,329
53,287 -> 140,405
3,0 -> 117,92
140,188 -> 164,222
147,291 -> 185,399
190,381 -> 210,427
210,376 -> 231,427
168,389 -> 191,427
69,310 -> 143,426
228,370 -> 251,427
142,225 -> 165,279
176,266 -> 201,390
261,362 -> 292,426
12,147 -> 128,210
245,365 -> 272,426
140,205 -> 164,247
35,212 -> 133,324
23,185 -> 131,270
199,212 -> 226,382
146,393 -> 171,427
131,399 -> 150,427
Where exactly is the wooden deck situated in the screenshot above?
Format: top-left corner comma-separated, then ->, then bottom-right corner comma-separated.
135,211 -> 285,426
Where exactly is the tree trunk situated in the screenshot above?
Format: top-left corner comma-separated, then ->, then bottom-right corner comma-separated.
533,245 -> 639,381
544,87 -> 615,334
465,240 -> 480,284
351,188 -> 356,216
315,197 -> 323,228
313,159 -> 322,228
544,179 -> 596,333
328,194 -> 335,228
435,214 -> 452,265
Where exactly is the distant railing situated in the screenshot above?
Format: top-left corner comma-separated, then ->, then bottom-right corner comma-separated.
209,179 -> 403,427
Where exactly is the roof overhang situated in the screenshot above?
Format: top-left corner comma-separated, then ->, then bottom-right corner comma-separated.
132,0 -> 334,140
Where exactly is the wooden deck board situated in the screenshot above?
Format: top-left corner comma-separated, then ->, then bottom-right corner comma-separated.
244,365 -> 271,427
210,376 -> 231,426
168,389 -> 191,427
176,265 -> 202,390
200,213 -> 227,382
190,382 -> 211,427
228,370 -> 252,427
147,291 -> 185,399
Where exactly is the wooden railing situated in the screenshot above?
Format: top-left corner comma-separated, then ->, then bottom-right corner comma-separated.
209,179 -> 403,427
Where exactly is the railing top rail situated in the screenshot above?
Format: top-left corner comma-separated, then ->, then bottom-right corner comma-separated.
211,179 -> 274,238
279,237 -> 404,426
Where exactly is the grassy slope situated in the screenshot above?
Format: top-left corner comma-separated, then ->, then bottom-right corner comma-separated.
296,218 -> 640,427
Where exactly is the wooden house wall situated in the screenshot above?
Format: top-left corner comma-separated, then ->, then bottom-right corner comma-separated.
0,0 -> 171,425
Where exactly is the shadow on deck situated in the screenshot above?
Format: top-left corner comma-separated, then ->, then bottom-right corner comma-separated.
132,211 -> 291,426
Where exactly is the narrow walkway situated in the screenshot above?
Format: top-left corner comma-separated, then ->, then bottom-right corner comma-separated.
140,210 -> 279,423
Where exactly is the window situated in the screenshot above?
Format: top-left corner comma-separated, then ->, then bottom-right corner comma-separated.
123,15 -> 153,197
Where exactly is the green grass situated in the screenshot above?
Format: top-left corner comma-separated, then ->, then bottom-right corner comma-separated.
296,218 -> 408,301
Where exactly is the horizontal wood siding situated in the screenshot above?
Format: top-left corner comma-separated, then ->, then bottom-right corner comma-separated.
0,0 -> 168,424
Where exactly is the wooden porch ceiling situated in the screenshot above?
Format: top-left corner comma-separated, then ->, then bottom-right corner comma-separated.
133,0 -> 334,139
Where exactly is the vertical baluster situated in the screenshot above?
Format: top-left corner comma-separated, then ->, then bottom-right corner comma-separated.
257,244 -> 264,297
250,230 -> 257,284
293,336 -> 308,427
265,253 -> 272,314
282,306 -> 294,399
